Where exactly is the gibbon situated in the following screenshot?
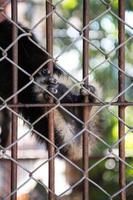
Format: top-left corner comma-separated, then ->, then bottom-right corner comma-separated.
0,20 -> 100,160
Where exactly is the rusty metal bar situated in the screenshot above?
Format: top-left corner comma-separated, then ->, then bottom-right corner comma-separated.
1,155 -> 133,162
46,1 -> 55,199
82,0 -> 89,199
118,1 -> 126,200
11,0 -> 18,200
1,101 -> 133,108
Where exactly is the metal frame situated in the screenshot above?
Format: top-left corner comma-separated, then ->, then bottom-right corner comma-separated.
0,0 -> 132,200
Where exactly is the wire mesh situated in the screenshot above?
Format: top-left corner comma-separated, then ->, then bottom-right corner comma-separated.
0,0 -> 133,200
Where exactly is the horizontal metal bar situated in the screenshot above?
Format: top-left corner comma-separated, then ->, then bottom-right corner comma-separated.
0,101 -> 133,108
1,155 -> 133,161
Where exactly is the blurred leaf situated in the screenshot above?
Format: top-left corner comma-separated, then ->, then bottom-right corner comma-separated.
62,0 -> 78,10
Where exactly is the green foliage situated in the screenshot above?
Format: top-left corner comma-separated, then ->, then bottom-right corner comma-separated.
62,0 -> 78,10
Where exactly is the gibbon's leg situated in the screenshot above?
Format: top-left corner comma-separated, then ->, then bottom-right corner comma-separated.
0,109 -> 10,148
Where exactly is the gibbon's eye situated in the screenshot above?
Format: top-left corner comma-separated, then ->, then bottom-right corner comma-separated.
39,68 -> 51,76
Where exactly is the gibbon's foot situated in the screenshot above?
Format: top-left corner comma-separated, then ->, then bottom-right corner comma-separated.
39,68 -> 59,95
80,84 -> 96,102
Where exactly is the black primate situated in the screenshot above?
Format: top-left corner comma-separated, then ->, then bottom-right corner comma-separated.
0,20 -> 98,160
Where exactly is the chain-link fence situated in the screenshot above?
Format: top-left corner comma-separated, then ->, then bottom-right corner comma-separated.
0,0 -> 133,200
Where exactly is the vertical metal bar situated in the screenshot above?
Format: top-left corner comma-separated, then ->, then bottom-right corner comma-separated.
118,1 -> 126,200
11,1 -> 18,200
83,0 -> 89,200
46,1 -> 55,200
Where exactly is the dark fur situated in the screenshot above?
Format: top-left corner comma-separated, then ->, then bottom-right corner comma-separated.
0,20 -> 98,159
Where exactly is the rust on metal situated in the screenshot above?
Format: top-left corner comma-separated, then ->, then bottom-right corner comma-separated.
11,0 -> 18,200
46,0 -> 55,199
82,0 -> 89,199
118,1 -> 126,200
1,101 -> 133,108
